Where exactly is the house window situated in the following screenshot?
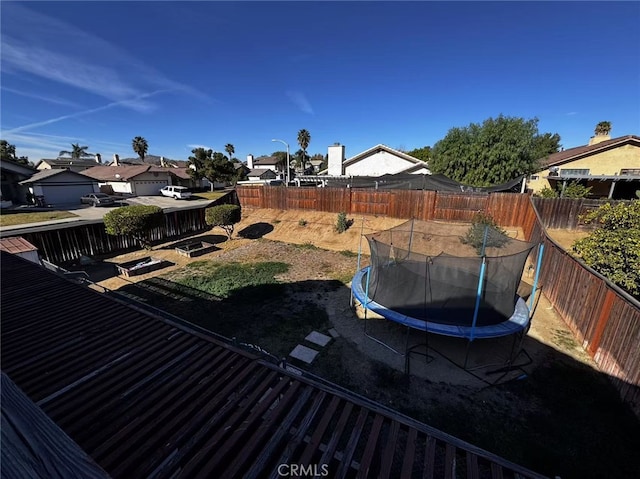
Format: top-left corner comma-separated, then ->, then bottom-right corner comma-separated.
620,168 -> 640,175
529,175 -> 539,180
560,168 -> 590,176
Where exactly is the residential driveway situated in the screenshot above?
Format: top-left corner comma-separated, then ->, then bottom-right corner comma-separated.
126,195 -> 214,209
0,195 -> 218,236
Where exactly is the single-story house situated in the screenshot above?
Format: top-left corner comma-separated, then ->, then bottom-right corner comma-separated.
528,133 -> 640,199
1,159 -> 36,204
81,165 -> 175,196
19,169 -> 99,206
247,168 -> 277,181
35,158 -> 101,172
321,143 -> 430,177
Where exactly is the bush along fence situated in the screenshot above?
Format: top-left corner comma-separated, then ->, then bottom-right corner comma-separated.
17,191 -> 238,264
237,186 -> 640,416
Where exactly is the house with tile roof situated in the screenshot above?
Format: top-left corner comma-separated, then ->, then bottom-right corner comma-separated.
35,158 -> 102,172
528,133 -> 640,199
19,169 -> 99,206
321,143 -> 430,177
81,165 -> 177,196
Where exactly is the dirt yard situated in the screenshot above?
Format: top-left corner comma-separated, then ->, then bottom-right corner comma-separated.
92,208 -> 639,479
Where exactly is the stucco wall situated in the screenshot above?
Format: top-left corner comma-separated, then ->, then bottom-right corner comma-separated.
345,151 -> 416,177
528,144 -> 640,192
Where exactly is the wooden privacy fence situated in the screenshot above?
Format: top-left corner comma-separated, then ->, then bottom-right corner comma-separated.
237,186 -> 640,416
531,197 -> 631,230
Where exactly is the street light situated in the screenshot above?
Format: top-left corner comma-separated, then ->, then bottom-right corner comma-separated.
271,138 -> 290,186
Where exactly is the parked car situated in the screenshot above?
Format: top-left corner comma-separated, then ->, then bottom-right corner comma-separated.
80,193 -> 115,207
160,185 -> 192,200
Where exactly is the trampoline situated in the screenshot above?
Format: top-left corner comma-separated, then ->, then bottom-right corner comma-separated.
351,218 -> 544,375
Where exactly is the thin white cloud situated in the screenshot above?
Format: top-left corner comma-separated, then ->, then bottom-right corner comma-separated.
566,112 -> 578,116
286,90 -> 315,115
3,90 -> 170,134
0,3 -> 213,113
1,86 -> 81,108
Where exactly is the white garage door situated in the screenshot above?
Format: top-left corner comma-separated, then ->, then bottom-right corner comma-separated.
41,184 -> 95,206
134,180 -> 168,196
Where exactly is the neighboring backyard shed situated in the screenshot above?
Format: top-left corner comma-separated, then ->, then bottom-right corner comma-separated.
0,236 -> 39,264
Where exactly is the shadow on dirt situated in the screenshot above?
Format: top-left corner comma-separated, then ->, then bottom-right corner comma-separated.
237,222 -> 274,239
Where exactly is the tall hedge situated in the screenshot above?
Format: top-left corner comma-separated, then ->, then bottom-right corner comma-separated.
104,205 -> 164,250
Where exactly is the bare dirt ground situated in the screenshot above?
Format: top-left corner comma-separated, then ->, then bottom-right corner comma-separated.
93,208 -> 639,478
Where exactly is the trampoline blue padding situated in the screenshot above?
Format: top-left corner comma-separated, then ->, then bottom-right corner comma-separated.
352,267 -> 530,340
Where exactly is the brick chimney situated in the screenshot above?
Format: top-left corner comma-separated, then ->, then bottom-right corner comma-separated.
247,154 -> 254,169
95,153 -> 101,164
113,154 -> 120,166
328,143 -> 345,176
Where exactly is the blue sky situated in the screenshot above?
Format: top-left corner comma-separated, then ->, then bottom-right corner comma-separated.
1,1 -> 639,163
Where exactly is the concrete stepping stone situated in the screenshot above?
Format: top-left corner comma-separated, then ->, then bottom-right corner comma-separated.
305,331 -> 332,347
289,345 -> 319,364
328,328 -> 340,339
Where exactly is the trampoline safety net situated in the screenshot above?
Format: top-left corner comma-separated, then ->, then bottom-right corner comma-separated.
364,219 -> 536,326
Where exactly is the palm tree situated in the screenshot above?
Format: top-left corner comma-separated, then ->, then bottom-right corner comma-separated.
59,143 -> 90,160
594,121 -> 612,136
225,143 -> 235,161
132,136 -> 149,161
297,129 -> 311,171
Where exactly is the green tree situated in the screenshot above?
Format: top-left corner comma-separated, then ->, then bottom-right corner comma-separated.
59,143 -> 91,160
187,148 -> 236,191
594,121 -> 612,136
104,205 -> 164,250
132,136 -> 149,161
0,140 -> 29,165
430,115 -> 560,186
297,129 -> 311,170
573,200 -> 640,298
205,204 -> 241,240
224,143 -> 235,161
1,140 -> 16,161
531,133 -> 562,164
407,146 -> 431,163
293,149 -> 310,171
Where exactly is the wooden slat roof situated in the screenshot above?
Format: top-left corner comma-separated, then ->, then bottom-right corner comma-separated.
0,252 -> 546,479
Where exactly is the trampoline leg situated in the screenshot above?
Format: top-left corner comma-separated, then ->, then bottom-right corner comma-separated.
463,340 -> 473,370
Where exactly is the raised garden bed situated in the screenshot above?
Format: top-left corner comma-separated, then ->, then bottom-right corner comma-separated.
116,256 -> 167,277
175,241 -> 216,258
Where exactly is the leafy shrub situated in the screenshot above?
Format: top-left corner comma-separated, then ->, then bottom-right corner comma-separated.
205,204 -> 241,240
298,219 -> 307,227
104,205 -> 164,250
573,200 -> 640,298
461,212 -> 509,255
335,211 -> 351,233
537,182 -> 591,199
538,187 -> 558,198
563,181 -> 592,199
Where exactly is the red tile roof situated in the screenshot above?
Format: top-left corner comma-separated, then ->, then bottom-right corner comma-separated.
539,135 -> 640,169
0,236 -> 38,254
81,165 -> 177,181
0,252 -> 545,479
